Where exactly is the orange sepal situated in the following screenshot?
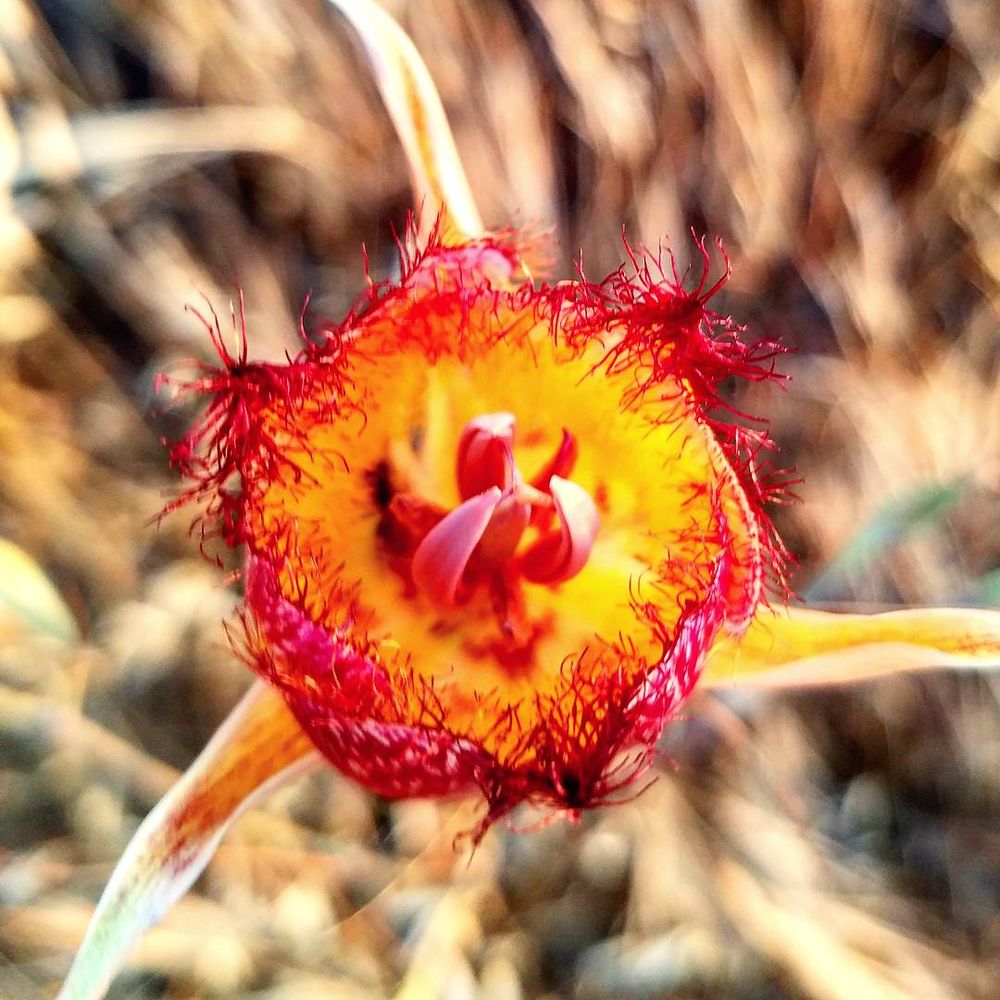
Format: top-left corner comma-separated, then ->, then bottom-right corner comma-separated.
58,682 -> 318,1000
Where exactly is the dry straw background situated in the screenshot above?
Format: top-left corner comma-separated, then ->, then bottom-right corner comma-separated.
1,0 -> 999,997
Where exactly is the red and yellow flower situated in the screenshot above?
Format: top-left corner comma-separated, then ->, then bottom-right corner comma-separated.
60,2 -> 1000,997
170,223 -> 787,828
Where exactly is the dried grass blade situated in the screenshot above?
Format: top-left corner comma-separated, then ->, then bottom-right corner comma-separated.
328,0 -> 484,239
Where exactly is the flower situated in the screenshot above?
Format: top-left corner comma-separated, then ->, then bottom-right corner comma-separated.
168,223 -> 788,829
59,1 -> 1000,997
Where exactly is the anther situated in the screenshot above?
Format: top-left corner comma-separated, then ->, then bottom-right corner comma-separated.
520,476 -> 600,584
410,413 -> 599,608
412,487 -> 503,606
456,412 -> 517,499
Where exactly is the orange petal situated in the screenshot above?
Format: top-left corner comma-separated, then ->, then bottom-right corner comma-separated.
703,605 -> 1000,689
59,681 -> 319,1000
328,0 -> 484,241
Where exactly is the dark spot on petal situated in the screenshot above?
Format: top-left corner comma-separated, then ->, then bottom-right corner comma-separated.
594,481 -> 610,512
409,424 -> 426,454
367,459 -> 394,509
559,770 -> 583,807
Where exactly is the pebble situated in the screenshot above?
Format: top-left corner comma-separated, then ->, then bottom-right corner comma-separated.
498,817 -> 577,906
838,772 -> 892,853
191,930 -> 255,995
0,853 -> 45,906
522,884 -> 619,977
383,886 -> 446,942
145,561 -> 238,626
35,747 -> 87,803
273,880 -> 337,958
69,783 -> 126,858
479,931 -> 541,993
258,974 -> 373,1000
100,600 -> 181,681
478,953 -> 524,1000
391,799 -> 448,857
576,826 -> 632,894
575,927 -> 725,1000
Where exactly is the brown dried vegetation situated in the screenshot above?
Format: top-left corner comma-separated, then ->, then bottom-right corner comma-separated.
1,1 -> 998,997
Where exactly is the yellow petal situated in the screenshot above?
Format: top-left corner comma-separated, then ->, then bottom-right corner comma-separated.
704,604 -> 1000,689
329,0 -> 484,240
59,681 -> 319,1000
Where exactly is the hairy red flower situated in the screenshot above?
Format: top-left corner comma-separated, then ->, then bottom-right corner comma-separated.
166,224 -> 786,834
59,6 -> 1000,995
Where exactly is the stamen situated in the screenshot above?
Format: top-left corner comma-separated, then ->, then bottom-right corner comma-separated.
520,476 -> 600,584
456,412 -> 517,499
475,495 -> 531,565
412,487 -> 502,606
530,428 -> 577,492
407,413 -> 599,609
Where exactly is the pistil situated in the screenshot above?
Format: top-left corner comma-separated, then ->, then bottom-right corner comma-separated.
407,412 -> 600,609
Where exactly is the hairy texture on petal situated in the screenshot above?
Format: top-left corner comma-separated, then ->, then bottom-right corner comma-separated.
156,294 -> 353,558
244,557 -> 488,798
165,227 -> 784,825
551,236 -> 796,604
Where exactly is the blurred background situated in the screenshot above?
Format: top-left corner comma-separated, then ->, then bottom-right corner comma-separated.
1,0 -> 999,996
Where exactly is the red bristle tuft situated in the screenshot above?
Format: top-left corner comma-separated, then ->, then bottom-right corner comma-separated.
547,234 -> 796,594
157,293 -> 354,553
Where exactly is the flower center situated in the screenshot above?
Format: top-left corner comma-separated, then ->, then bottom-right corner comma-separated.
381,412 -> 600,633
